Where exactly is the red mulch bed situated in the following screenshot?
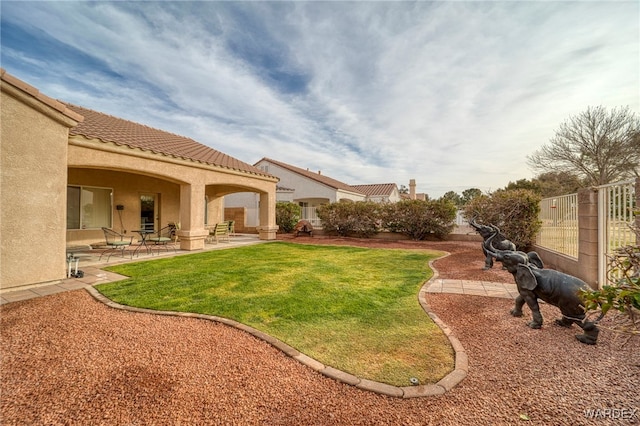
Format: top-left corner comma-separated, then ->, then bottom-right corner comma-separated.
2,234 -> 638,425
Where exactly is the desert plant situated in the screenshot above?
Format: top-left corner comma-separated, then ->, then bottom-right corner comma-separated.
275,202 -> 301,233
462,189 -> 541,249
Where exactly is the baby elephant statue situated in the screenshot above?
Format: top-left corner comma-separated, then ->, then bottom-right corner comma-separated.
485,239 -> 599,345
468,217 -> 516,270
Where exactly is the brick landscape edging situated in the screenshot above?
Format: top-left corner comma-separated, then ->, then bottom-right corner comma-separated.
84,252 -> 467,398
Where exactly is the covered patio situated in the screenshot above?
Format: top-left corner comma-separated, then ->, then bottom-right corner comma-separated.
1,233 -> 265,305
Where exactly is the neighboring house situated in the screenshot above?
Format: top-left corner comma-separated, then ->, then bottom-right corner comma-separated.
351,183 -> 401,203
1,69 -> 278,290
226,158 -> 409,227
256,158 -> 367,203
225,158 -> 367,227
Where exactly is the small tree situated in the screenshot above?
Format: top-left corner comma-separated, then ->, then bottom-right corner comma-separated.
527,106 -> 640,186
461,188 -> 482,205
275,202 -> 301,233
440,191 -> 463,207
533,171 -> 584,198
463,189 -> 541,249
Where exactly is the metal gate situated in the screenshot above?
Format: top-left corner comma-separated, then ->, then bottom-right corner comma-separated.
597,180 -> 636,286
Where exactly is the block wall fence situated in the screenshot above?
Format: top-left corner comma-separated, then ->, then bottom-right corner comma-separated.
533,177 -> 639,289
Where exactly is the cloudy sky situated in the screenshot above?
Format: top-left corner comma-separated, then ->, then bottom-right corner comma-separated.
2,1 -> 638,198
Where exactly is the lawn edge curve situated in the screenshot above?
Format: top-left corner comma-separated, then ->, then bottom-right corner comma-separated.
84,250 -> 467,399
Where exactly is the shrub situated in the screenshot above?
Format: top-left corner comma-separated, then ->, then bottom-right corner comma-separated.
381,199 -> 457,240
275,202 -> 301,233
582,240 -> 640,341
316,201 -> 382,238
462,189 -> 541,249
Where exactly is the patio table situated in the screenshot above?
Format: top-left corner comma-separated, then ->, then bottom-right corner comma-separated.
132,229 -> 154,257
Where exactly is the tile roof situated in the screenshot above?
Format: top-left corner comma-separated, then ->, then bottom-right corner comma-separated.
258,158 -> 364,194
351,183 -> 398,197
1,69 -> 83,123
64,103 -> 271,177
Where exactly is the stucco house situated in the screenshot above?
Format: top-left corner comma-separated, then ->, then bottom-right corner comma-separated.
1,69 -> 278,290
225,158 -> 366,227
225,158 -> 406,228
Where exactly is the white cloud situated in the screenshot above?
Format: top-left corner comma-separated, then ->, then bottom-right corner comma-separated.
2,1 -> 637,197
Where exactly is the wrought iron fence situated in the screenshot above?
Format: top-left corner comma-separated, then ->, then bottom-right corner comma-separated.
536,193 -> 579,258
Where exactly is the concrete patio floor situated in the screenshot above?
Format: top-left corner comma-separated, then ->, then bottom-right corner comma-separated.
0,234 -> 267,305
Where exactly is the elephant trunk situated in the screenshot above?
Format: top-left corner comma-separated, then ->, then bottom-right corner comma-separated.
468,216 -> 481,230
484,233 -> 502,260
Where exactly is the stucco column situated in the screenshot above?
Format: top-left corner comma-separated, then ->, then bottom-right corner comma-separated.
256,191 -> 278,240
178,183 -> 208,250
635,178 -> 640,245
577,187 -> 599,288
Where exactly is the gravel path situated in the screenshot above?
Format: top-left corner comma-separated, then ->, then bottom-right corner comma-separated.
1,238 -> 638,425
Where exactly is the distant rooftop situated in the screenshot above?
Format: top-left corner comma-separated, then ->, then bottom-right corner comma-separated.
258,157 -> 364,194
351,183 -> 398,197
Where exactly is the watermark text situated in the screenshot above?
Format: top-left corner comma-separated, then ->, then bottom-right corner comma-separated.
584,408 -> 638,420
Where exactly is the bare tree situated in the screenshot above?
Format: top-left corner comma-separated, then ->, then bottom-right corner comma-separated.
527,106 -> 640,186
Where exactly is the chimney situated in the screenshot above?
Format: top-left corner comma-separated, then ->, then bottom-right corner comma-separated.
318,170 -> 321,175
409,179 -> 416,200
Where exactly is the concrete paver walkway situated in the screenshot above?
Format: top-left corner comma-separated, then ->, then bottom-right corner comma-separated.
426,278 -> 519,299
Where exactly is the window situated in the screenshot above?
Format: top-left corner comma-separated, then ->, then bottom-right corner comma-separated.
67,186 -> 112,229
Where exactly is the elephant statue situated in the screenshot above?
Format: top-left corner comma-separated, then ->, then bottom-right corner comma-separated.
468,217 -> 516,269
484,237 -> 599,344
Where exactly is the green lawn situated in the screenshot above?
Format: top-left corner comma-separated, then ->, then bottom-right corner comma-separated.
96,242 -> 453,386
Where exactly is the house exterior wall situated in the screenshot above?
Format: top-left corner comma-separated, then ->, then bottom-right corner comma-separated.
256,160 -> 341,202
1,73 -> 81,289
387,187 -> 401,202
336,189 -> 367,202
66,168 -> 181,245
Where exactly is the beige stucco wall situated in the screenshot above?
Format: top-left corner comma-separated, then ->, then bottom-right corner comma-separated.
68,138 -> 279,249
1,74 -> 81,289
67,168 -> 181,245
1,69 -> 277,289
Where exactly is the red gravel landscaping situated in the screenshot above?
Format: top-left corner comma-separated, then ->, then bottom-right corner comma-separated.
1,237 -> 638,425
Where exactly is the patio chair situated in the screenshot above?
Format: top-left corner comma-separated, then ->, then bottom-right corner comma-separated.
208,221 -> 230,244
227,220 -> 235,236
100,227 -> 134,261
148,224 -> 178,253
